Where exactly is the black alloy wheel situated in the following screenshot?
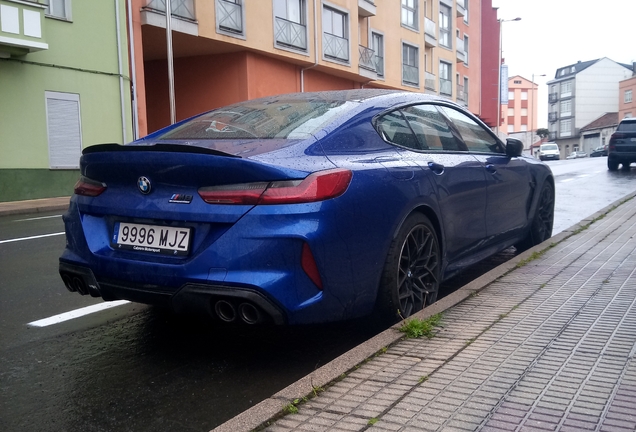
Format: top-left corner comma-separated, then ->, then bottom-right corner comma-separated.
516,182 -> 555,252
378,214 -> 440,321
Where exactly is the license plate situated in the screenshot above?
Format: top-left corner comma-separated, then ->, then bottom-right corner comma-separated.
112,222 -> 191,256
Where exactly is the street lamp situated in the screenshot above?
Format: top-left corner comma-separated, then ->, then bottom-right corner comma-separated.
531,73 -> 546,135
496,17 -> 521,136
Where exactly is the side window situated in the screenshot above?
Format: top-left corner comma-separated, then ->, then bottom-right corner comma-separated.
401,105 -> 465,151
439,106 -> 503,153
375,110 -> 421,150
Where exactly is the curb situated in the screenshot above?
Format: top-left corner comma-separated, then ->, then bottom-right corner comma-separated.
211,191 -> 636,432
0,197 -> 70,216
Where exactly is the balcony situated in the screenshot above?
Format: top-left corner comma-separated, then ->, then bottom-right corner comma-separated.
0,0 -> 48,57
141,0 -> 198,35
456,0 -> 466,17
424,17 -> 436,47
323,32 -> 349,62
425,72 -> 436,92
402,64 -> 419,87
217,0 -> 243,34
274,17 -> 307,51
548,112 -> 558,123
358,0 -> 376,17
440,77 -> 452,96
548,92 -> 558,103
358,45 -> 376,79
455,37 -> 465,63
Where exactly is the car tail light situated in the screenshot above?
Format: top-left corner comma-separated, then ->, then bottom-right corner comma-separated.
301,242 -> 323,290
198,168 -> 352,205
74,176 -> 107,197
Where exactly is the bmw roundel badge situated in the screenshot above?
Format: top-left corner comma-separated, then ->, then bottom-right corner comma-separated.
137,176 -> 152,194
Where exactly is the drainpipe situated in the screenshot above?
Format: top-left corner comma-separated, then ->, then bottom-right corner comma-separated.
126,0 -> 139,140
114,0 -> 127,143
300,0 -> 319,92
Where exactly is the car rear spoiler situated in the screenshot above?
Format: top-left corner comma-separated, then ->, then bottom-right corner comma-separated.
82,143 -> 240,158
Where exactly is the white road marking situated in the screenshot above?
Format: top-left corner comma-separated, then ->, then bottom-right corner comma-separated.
0,232 -> 65,245
14,214 -> 63,222
561,178 -> 575,183
27,301 -> 131,327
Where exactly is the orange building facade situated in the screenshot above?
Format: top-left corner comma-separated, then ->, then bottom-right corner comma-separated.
618,75 -> 636,120
501,75 -> 539,134
128,0 -> 497,137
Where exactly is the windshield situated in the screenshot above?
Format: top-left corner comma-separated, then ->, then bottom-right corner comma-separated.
541,144 -> 558,151
157,99 -> 356,140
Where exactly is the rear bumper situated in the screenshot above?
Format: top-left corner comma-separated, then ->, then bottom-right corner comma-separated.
59,260 -> 287,324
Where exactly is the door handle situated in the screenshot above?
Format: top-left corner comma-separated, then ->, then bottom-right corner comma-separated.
485,164 -> 497,174
428,161 -> 445,175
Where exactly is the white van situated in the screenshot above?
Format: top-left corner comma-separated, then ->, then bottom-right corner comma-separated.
538,143 -> 560,161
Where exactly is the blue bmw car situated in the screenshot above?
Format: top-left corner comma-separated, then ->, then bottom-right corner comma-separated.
59,90 -> 554,325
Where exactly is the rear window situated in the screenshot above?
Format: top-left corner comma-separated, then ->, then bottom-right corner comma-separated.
617,120 -> 636,132
157,99 -> 356,141
541,144 -> 558,151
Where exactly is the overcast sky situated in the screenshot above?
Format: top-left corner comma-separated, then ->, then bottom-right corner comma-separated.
491,0 -> 636,129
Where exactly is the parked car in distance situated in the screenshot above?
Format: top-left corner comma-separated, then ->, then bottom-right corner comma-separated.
538,142 -> 560,161
590,145 -> 608,157
567,151 -> 587,159
608,117 -> 636,171
59,90 -> 555,325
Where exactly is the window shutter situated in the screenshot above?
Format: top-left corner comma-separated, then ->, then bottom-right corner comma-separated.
46,92 -> 82,169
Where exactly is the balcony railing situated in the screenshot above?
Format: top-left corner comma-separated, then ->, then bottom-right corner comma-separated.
402,64 -> 419,86
358,45 -> 376,72
145,0 -> 195,20
425,72 -> 436,91
548,92 -> 558,103
424,17 -> 437,47
548,112 -> 558,123
455,37 -> 466,63
440,78 -> 452,95
217,0 -> 242,33
274,17 -> 307,50
456,0 -> 466,17
323,32 -> 349,62
375,55 -> 384,77
0,0 -> 48,56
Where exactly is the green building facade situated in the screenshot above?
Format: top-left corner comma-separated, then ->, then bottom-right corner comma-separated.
0,0 -> 133,202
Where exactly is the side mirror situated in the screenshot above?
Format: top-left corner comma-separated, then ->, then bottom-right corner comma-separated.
505,138 -> 524,157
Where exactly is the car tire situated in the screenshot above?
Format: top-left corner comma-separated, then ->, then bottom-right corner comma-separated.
608,159 -> 619,171
515,182 -> 555,252
377,213 -> 440,321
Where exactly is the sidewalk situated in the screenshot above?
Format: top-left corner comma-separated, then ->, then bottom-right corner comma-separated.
214,193 -> 636,432
0,197 -> 70,216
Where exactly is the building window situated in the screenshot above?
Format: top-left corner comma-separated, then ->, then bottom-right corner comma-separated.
45,92 -> 82,169
402,43 -> 419,86
439,61 -> 452,95
45,0 -> 71,20
514,80 -> 522,84
372,32 -> 384,78
507,125 -> 515,133
521,108 -> 528,116
439,3 -> 451,48
463,76 -> 469,101
274,0 -> 307,51
520,124 -> 528,132
560,100 -> 572,116
401,0 -> 418,30
508,91 -> 515,100
560,118 -> 572,137
521,91 -> 528,100
216,0 -> 244,36
463,0 -> 468,24
507,108 -> 514,116
322,6 -> 349,62
561,80 -> 573,97
625,89 -> 633,104
463,35 -> 469,65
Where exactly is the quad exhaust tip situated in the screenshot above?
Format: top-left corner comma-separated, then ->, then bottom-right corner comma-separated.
214,300 -> 264,324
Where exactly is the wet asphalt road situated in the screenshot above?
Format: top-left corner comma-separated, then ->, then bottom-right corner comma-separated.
1,157 -> 635,432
